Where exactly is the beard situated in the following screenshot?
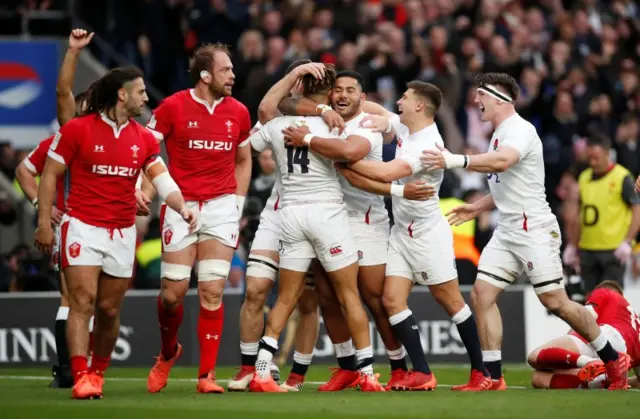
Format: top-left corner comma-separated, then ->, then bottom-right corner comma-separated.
209,81 -> 231,97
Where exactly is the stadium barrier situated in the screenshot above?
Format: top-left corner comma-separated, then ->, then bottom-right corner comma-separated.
2,285 -> 639,367
0,286 -> 527,366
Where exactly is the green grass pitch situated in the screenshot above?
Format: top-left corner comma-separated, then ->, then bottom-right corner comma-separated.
1,365 -> 637,419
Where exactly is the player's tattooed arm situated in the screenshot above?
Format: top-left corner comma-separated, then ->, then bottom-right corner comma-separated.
283,125 -> 370,163
57,29 -> 94,125
336,163 -> 434,200
348,159 -> 413,183
278,96 -> 345,133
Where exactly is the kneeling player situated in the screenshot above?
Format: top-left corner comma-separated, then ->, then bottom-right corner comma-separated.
527,280 -> 640,389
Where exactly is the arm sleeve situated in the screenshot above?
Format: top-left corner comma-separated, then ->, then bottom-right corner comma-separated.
397,148 -> 422,175
47,123 -> 80,166
347,127 -> 380,149
622,175 -> 640,205
249,121 -> 272,152
238,105 -> 252,147
25,139 -> 52,174
147,99 -> 174,141
143,130 -> 162,168
499,126 -> 535,159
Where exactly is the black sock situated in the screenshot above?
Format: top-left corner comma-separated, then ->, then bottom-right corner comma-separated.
54,319 -> 69,369
258,338 -> 278,354
455,315 -> 488,376
391,315 -> 431,374
291,361 -> 309,376
389,356 -> 408,371
596,342 -> 619,363
241,353 -> 257,367
485,361 -> 502,380
337,355 -> 357,371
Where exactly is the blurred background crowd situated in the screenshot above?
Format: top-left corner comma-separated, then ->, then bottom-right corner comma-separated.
1,0 -> 639,292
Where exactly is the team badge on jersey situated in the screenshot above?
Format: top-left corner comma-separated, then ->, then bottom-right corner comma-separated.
493,139 -> 499,150
527,261 -> 534,271
69,242 -> 81,258
421,271 -> 429,281
163,229 -> 173,246
357,250 -> 363,260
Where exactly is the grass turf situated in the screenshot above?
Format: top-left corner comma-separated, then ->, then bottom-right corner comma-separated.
0,365 -> 636,419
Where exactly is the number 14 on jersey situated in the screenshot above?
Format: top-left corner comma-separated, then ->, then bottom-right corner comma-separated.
286,145 -> 310,174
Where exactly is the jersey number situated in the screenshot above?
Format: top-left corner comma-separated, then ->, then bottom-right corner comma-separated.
286,146 -> 310,174
627,305 -> 640,342
487,173 -> 500,183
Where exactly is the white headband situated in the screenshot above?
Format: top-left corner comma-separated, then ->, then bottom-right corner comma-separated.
477,83 -> 513,103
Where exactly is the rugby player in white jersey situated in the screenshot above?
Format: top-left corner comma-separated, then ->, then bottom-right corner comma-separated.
229,59 -> 338,392
420,72 -> 631,390
350,81 -> 491,391
247,65 -> 385,392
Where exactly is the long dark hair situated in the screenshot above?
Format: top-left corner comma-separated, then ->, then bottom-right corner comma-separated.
82,66 -> 144,116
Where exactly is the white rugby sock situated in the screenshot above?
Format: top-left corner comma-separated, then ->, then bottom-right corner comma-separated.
355,346 -> 374,376
334,339 -> 355,358
240,341 -> 259,355
256,336 -> 278,379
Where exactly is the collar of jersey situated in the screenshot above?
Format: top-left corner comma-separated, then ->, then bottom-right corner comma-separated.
190,89 -> 224,114
408,121 -> 438,140
100,112 -> 129,132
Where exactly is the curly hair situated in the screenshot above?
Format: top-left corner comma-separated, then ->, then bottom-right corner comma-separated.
302,63 -> 336,96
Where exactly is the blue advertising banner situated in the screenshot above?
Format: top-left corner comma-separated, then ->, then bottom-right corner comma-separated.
0,41 -> 58,145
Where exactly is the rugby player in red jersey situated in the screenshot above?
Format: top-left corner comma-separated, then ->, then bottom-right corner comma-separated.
35,66 -> 196,400
15,28 -> 94,389
527,281 -> 640,389
144,43 -> 252,394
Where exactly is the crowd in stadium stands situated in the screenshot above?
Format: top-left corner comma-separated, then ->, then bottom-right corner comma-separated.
1,0 -> 639,291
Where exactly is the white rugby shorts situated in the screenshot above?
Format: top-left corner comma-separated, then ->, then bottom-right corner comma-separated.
477,221 -> 564,295
161,194 -> 239,252
251,204 -> 280,253
59,214 -> 136,278
278,202 -> 358,273
349,216 -> 389,267
385,215 -> 457,286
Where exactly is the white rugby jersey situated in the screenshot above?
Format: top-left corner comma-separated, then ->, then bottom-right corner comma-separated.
391,118 -> 445,234
250,116 -> 344,206
252,121 -> 283,210
340,112 -> 388,223
486,113 -> 555,231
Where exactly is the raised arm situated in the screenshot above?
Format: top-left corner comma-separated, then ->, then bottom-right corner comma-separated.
57,29 -> 94,125
258,62 -> 325,124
